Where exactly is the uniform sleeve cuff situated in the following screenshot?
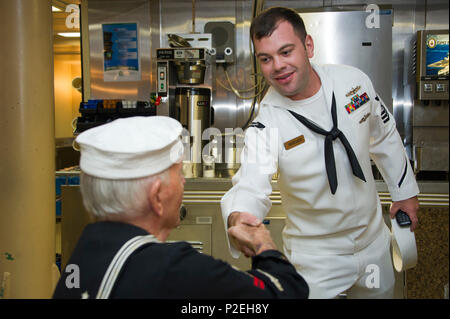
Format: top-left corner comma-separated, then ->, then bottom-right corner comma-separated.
252,250 -> 289,266
389,180 -> 420,202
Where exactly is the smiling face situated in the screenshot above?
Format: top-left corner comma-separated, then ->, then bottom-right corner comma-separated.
254,20 -> 318,100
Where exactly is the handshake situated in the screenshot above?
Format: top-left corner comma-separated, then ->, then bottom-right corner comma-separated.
227,212 -> 277,257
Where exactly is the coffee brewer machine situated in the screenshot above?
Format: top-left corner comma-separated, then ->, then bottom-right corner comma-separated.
156,47 -> 215,177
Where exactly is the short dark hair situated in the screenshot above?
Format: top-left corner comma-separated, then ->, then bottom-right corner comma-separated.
250,7 -> 307,44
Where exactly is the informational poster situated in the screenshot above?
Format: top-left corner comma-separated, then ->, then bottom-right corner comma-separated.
102,23 -> 140,82
425,34 -> 449,77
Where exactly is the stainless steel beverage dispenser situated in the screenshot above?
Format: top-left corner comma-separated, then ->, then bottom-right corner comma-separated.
156,47 -> 215,177
176,87 -> 211,177
412,30 -> 449,174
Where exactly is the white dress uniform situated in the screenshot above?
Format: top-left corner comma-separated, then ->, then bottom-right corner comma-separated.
221,63 -> 420,298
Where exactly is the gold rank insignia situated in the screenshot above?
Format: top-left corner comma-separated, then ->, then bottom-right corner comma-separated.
345,85 -> 361,97
284,135 -> 305,150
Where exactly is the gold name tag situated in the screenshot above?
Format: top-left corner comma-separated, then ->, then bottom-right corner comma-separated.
284,135 -> 305,150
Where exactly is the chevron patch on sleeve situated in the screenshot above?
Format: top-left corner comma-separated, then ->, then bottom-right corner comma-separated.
248,122 -> 266,129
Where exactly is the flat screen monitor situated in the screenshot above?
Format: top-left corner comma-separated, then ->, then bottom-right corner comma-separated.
425,33 -> 449,77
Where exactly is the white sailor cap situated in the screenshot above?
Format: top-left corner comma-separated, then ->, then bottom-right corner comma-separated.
75,116 -> 184,179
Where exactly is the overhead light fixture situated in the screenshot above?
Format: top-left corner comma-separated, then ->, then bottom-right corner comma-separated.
57,32 -> 80,38
52,6 -> 62,12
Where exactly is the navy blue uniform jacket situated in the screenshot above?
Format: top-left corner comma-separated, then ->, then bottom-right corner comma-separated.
53,221 -> 309,299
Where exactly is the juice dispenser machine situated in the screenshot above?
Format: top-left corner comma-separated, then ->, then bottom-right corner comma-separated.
412,30 -> 449,174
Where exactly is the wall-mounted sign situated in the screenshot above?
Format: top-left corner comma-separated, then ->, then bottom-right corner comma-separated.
102,23 -> 140,82
425,34 -> 449,77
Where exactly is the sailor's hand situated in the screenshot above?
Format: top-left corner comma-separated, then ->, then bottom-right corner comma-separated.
227,212 -> 262,257
390,196 -> 419,231
228,223 -> 276,256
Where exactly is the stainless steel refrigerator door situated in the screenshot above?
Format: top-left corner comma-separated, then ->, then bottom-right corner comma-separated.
301,10 -> 393,112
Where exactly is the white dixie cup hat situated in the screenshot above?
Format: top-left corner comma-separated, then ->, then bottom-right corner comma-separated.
75,116 -> 184,179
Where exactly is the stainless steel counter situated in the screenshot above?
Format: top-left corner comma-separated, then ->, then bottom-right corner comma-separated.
182,178 -> 449,207
56,167 -> 449,206
56,168 -> 449,207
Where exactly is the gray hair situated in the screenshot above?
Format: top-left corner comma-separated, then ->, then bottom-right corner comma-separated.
80,170 -> 169,219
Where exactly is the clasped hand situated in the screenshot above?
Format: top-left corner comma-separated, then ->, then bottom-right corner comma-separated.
227,212 -> 277,257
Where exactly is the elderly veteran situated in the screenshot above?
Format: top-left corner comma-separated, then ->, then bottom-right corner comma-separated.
52,116 -> 308,299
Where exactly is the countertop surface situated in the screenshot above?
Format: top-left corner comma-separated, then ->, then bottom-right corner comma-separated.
57,167 -> 448,194
182,177 -> 449,193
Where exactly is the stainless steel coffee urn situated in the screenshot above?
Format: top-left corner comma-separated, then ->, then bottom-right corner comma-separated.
176,87 -> 211,177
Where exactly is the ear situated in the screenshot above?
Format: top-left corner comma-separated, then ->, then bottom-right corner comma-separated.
304,35 -> 314,59
147,178 -> 164,217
